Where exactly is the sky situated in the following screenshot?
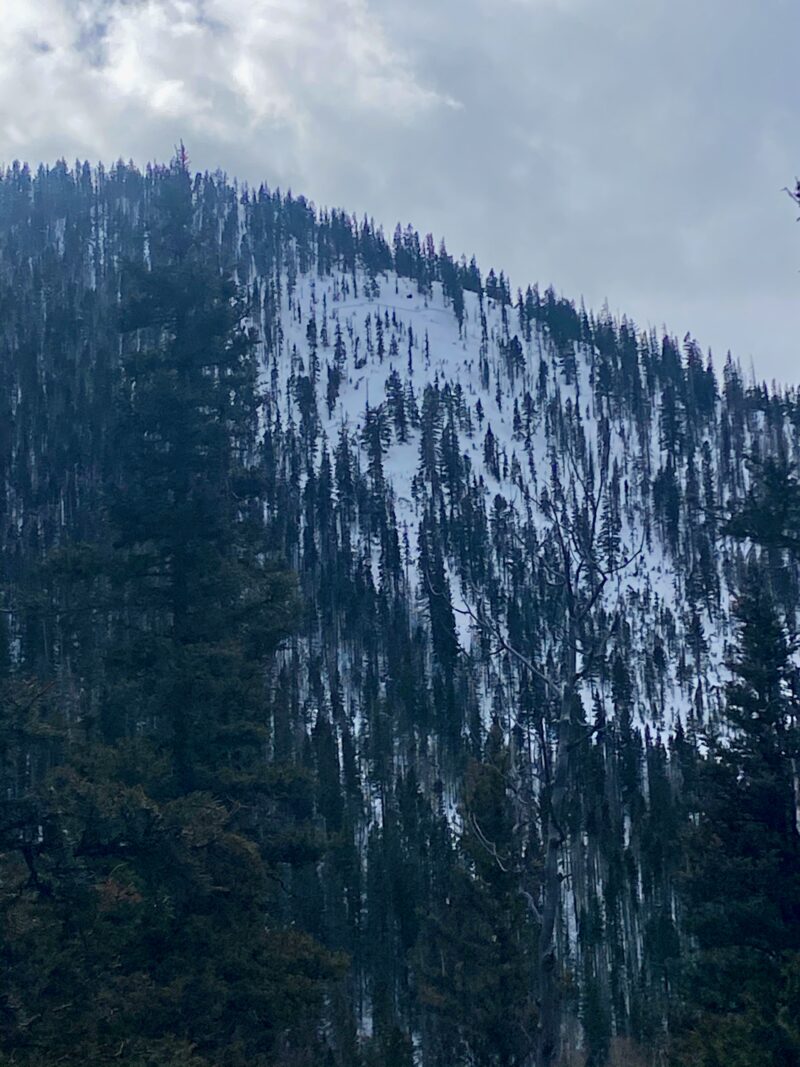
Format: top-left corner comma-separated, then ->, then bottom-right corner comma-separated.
2,0 -> 798,381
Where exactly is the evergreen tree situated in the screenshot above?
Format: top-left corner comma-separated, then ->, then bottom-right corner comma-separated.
674,568 -> 800,1066
415,724 -> 536,1066
0,156 -> 339,1067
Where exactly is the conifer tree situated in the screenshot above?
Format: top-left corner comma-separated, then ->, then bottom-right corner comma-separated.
675,569 -> 800,1066
0,155 -> 339,1067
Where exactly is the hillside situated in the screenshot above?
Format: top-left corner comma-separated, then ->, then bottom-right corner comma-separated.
1,157 -> 799,1067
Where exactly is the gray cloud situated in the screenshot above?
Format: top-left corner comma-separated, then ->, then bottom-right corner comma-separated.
1,0 -> 798,379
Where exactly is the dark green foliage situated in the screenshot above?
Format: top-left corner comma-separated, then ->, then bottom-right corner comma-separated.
415,726 -> 536,1066
673,489 -> 800,1065
0,156 -> 340,1067
2,155 -> 800,1067
725,456 -> 800,555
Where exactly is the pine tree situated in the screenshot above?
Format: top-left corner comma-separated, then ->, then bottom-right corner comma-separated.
0,156 -> 340,1067
415,724 -> 536,1066
674,567 -> 800,1066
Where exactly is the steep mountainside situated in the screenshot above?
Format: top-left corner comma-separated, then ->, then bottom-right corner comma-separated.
269,257 -> 764,735
1,159 -> 799,1067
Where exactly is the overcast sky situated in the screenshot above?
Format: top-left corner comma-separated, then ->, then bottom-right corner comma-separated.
2,0 -> 798,380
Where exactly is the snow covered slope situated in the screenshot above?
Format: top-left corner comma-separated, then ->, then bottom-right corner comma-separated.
249,254 -> 789,741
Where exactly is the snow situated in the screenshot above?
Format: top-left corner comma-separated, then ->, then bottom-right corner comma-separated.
249,254 -> 769,770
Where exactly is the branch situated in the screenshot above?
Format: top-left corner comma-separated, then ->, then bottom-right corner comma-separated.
575,614 -> 619,681
11,680 -> 57,716
565,720 -> 604,752
785,182 -> 800,219
518,887 -> 542,924
458,596 -> 560,698
469,812 -> 509,873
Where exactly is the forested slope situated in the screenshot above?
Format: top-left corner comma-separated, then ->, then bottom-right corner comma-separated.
1,155 -> 798,1067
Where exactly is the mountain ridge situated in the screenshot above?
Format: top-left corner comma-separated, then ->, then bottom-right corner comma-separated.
1,157 -> 799,1067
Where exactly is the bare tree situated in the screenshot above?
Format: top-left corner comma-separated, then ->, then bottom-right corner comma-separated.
453,418 -> 643,1067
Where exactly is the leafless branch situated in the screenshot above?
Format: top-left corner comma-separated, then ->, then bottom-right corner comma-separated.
469,812 -> 510,873
518,887 -> 542,924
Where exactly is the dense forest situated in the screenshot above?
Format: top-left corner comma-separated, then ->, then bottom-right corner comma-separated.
0,154 -> 798,1067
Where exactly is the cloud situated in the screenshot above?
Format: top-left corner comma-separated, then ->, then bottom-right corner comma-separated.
0,0 -> 453,160
0,0 -> 798,380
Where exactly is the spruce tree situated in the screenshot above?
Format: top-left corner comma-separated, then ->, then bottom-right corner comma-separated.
675,568 -> 800,1066
0,156 -> 339,1067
